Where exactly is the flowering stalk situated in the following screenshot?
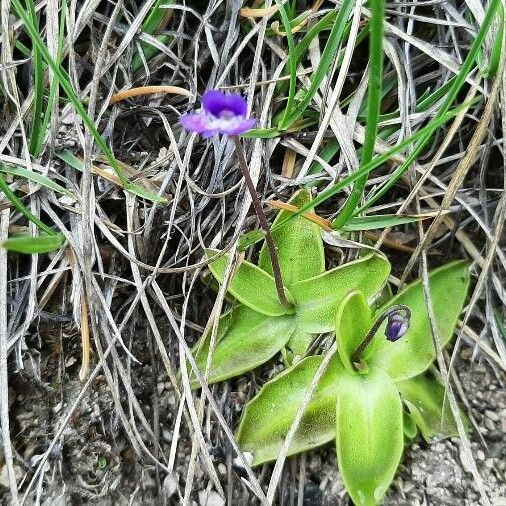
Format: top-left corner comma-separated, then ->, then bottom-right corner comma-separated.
351,305 -> 411,366
231,136 -> 291,308
180,90 -> 291,308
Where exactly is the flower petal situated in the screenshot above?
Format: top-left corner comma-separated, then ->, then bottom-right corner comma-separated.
180,112 -> 210,135
222,118 -> 256,135
202,89 -> 248,117
222,94 -> 248,116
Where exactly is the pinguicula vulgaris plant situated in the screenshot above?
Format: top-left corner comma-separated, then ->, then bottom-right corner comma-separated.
181,90 -> 471,506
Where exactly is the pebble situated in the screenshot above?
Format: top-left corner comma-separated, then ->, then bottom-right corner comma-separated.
485,410 -> 500,422
476,450 -> 485,461
163,473 -> 178,498
198,490 -> 225,506
485,458 -> 495,470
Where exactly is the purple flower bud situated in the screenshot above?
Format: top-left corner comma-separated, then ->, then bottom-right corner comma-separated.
385,312 -> 409,342
180,90 -> 256,138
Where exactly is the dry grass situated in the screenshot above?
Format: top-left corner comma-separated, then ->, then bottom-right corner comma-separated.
0,0 -> 505,504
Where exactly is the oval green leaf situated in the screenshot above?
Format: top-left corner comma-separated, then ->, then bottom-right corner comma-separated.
364,261 -> 470,381
237,354 -> 345,465
191,306 -> 296,388
397,373 -> 465,440
291,253 -> 390,333
206,249 -> 294,316
335,290 -> 372,371
336,366 -> 404,506
258,189 -> 325,287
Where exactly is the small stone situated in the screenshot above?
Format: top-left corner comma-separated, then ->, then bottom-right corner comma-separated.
198,490 -> 225,506
403,481 -> 415,493
484,418 -> 495,431
163,473 -> 178,498
485,410 -> 500,422
485,458 -> 495,470
0,464 -> 23,488
476,450 -> 485,461
233,452 -> 253,469
217,463 -> 226,475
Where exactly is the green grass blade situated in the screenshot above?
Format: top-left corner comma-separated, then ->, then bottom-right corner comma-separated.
2,233 -> 65,254
25,0 -> 45,156
341,213 -> 437,232
355,0 -> 501,216
269,105 -> 465,235
331,0 -> 385,229
275,0 -> 298,128
477,2 -> 504,78
11,0 -> 166,203
0,173 -> 55,235
279,0 -> 355,130
34,0 -> 67,157
0,164 -> 74,197
131,0 -> 174,72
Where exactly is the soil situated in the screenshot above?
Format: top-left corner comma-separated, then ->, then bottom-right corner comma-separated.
3,338 -> 505,505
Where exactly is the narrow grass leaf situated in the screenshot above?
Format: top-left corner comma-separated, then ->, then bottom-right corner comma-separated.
0,173 -> 54,235
331,0 -> 385,229
341,213 -> 441,232
357,0 -> 501,215
279,0 -> 355,130
2,233 -> 65,254
0,164 -> 74,197
11,0 -> 166,203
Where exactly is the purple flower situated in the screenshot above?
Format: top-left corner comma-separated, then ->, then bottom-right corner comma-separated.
180,90 -> 256,138
385,312 -> 409,342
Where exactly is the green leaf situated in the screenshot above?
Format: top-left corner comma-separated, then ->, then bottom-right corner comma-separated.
335,291 -> 372,371
0,164 -> 74,197
258,189 -> 324,287
191,305 -> 296,387
10,0 -> 166,204
403,411 -> 418,441
238,229 -> 265,252
365,261 -> 470,381
278,0 -> 355,129
284,326 -> 314,364
341,213 -> 439,232
336,366 -> 404,506
397,373 -> 464,440
124,182 -> 166,203
291,253 -> 390,332
206,249 -> 294,317
237,354 -> 345,465
2,233 -> 65,254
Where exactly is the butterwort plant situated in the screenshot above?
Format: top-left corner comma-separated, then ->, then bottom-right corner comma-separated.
237,261 -> 470,505
190,189 -> 391,385
182,91 -> 471,506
